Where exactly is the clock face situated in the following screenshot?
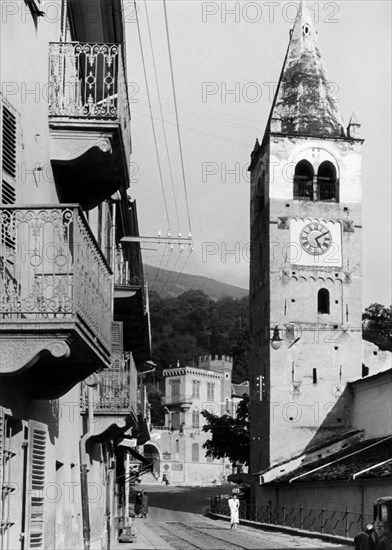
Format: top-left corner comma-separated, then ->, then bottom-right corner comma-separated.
300,222 -> 332,255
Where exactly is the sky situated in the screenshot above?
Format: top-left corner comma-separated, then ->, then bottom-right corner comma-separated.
125,0 -> 391,307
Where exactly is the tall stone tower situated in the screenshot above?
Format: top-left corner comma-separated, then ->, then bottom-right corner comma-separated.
249,1 -> 364,480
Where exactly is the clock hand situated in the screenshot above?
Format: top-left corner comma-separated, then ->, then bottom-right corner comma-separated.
315,231 -> 330,246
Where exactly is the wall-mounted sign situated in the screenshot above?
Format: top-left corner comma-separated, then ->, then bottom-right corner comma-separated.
162,452 -> 171,460
118,438 -> 137,448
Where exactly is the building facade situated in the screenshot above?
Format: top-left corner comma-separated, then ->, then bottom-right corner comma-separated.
0,1 -> 151,548
149,355 -> 248,486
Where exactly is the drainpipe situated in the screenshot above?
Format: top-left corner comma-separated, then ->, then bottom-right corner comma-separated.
80,386 -> 94,550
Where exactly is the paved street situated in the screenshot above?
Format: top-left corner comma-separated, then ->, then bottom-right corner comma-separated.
113,485 -> 352,549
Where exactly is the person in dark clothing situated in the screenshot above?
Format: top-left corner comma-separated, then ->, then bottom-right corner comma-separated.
140,491 -> 149,518
354,524 -> 378,550
134,491 -> 142,518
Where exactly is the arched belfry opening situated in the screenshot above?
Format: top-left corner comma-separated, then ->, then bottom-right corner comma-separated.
317,288 -> 330,314
317,161 -> 338,201
293,160 -> 313,200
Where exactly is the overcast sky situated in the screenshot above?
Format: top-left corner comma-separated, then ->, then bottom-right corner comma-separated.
125,0 -> 391,307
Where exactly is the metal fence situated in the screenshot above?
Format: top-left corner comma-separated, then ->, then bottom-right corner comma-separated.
211,498 -> 372,539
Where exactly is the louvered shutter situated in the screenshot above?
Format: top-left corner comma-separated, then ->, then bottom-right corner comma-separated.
0,96 -> 18,205
25,421 -> 47,549
111,321 -> 123,370
0,409 -> 4,520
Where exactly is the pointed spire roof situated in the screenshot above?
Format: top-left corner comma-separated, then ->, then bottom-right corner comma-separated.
267,0 -> 345,138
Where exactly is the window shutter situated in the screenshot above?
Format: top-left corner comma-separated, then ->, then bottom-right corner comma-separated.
0,96 -> 18,205
0,408 -> 4,520
111,321 -> 123,370
25,421 -> 47,549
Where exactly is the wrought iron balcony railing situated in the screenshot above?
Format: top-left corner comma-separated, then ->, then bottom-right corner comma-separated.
114,246 -> 143,288
94,352 -> 138,414
0,205 -> 112,350
48,42 -> 130,124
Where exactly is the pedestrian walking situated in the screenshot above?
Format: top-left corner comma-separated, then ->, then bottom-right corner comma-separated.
140,490 -> 149,518
228,493 -> 240,530
134,491 -> 142,518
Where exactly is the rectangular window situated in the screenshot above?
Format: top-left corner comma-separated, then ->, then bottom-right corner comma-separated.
191,443 -> 199,462
171,380 -> 180,397
192,380 -> 200,399
192,410 -> 199,429
207,383 -> 215,402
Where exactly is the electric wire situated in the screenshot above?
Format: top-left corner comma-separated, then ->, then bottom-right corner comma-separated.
167,246 -> 193,297
151,242 -> 168,292
134,0 -> 171,234
159,249 -> 184,297
144,0 -> 181,234
163,0 -> 193,237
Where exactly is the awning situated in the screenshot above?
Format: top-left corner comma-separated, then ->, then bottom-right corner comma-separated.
125,446 -> 152,467
227,472 -> 252,486
87,413 -> 136,444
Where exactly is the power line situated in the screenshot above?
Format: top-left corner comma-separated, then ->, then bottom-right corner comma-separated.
163,0 -> 192,237
134,0 -> 171,233
151,243 -> 168,293
167,246 -> 193,297
144,0 -> 181,234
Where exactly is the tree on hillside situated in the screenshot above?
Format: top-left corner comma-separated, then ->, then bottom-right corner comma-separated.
363,303 -> 392,352
149,289 -> 250,382
201,394 -> 250,466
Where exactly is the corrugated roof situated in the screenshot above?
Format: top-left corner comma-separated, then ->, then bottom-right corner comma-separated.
272,437 -> 392,483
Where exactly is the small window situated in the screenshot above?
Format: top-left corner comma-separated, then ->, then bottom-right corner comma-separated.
192,443 -> 199,462
293,160 -> 313,200
171,380 -> 180,397
192,380 -> 200,399
318,288 -> 330,314
192,409 -> 200,429
207,383 -> 215,402
175,439 -> 180,454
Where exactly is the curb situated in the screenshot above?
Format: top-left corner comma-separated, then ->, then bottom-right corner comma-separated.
207,512 -> 355,546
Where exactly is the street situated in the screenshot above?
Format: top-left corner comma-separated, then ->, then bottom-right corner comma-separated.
114,485 -> 352,550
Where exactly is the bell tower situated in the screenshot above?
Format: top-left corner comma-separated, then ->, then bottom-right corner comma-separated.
249,1 -> 364,479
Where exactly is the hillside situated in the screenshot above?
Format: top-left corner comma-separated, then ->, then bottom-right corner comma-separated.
144,264 -> 248,300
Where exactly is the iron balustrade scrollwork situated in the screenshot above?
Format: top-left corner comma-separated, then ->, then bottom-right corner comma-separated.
48,41 -> 131,125
0,205 -> 112,350
95,351 -> 136,412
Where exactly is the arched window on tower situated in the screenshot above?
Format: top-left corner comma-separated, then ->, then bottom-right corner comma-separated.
293,160 -> 314,200
318,288 -> 330,314
317,161 -> 338,201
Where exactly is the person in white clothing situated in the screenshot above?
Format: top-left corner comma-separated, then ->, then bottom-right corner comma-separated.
228,493 -> 240,530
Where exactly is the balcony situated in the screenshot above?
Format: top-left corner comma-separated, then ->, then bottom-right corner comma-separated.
48,42 -> 131,210
94,352 -> 138,418
0,205 -> 112,398
162,394 -> 193,411
113,243 -> 151,365
80,353 -> 151,445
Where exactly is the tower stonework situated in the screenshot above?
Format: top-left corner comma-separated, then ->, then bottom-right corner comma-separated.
249,0 -> 364,484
